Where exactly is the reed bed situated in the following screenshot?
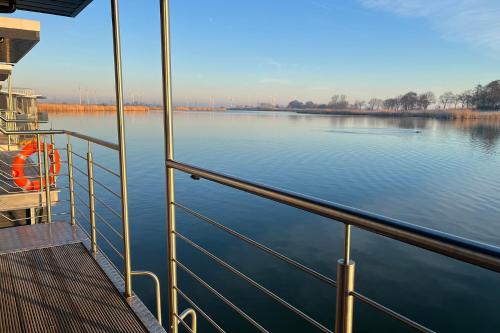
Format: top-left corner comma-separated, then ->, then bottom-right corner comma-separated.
175,107 -> 226,111
38,103 -> 151,113
296,108 -> 500,119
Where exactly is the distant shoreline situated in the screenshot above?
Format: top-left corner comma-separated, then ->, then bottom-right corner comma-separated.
38,103 -> 500,120
229,107 -> 500,120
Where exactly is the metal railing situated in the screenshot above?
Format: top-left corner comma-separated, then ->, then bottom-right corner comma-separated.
156,2 -> 500,332
0,0 -> 164,328
161,160 -> 500,333
0,125 -> 163,326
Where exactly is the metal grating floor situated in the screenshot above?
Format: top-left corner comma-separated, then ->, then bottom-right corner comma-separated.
0,242 -> 150,333
0,222 -> 87,254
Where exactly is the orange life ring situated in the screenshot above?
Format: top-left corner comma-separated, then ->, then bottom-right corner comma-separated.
11,141 -> 61,191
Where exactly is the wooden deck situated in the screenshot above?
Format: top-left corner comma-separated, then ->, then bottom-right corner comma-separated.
0,222 -> 165,333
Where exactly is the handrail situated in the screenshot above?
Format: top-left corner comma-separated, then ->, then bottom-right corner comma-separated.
131,271 -> 162,325
0,127 -> 65,135
0,127 -> 119,151
0,114 -> 48,123
166,159 -> 500,273
65,131 -> 119,150
178,308 -> 197,333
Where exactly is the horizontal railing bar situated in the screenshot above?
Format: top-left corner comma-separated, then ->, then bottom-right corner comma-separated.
0,178 -> 22,190
93,195 -> 122,219
73,178 -> 89,192
75,206 -> 90,223
0,116 -> 47,124
75,220 -> 91,238
71,151 -> 88,161
95,227 -> 124,260
174,201 -> 336,287
92,160 -> 120,178
1,173 -> 46,180
0,159 -> 41,168
0,127 -> 119,151
94,210 -> 123,240
351,291 -> 435,333
0,128 -> 65,135
74,192 -> 90,208
176,259 -> 269,333
176,287 -> 226,333
91,178 -> 121,199
0,213 -> 28,223
0,181 -> 55,194
175,231 -> 332,333
65,131 -> 119,151
72,164 -> 88,177
167,160 -> 500,273
0,171 -> 66,182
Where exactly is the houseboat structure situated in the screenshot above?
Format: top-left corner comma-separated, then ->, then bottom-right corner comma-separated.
0,1 -> 498,333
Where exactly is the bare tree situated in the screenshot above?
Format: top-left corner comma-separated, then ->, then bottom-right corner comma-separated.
400,92 -> 418,111
383,98 -> 398,110
417,91 -> 435,110
304,101 -> 316,109
457,90 -> 473,108
368,98 -> 383,110
439,92 -> 455,110
329,94 -> 349,109
353,100 -> 365,109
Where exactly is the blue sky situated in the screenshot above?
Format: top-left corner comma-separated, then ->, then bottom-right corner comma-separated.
3,0 -> 500,105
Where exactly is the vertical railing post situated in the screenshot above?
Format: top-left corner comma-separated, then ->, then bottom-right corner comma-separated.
36,134 -> 43,223
67,141 -> 76,225
50,132 -> 57,187
7,74 -> 12,149
43,142 -> 52,223
335,224 -> 355,333
110,0 -> 132,298
160,0 -> 178,331
87,143 -> 97,254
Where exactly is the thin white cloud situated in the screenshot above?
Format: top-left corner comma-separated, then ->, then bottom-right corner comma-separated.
360,0 -> 500,54
260,57 -> 285,69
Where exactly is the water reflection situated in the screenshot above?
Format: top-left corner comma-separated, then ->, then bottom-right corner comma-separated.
322,115 -> 500,153
46,111 -> 500,333
453,118 -> 500,153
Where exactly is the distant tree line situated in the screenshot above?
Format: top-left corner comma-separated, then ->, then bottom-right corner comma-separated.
288,94 -> 349,110
287,80 -> 500,111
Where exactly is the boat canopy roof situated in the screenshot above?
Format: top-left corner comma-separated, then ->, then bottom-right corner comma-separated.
6,0 -> 94,17
0,17 -> 39,63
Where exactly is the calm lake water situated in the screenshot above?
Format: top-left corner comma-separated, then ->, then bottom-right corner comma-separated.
47,111 -> 500,333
